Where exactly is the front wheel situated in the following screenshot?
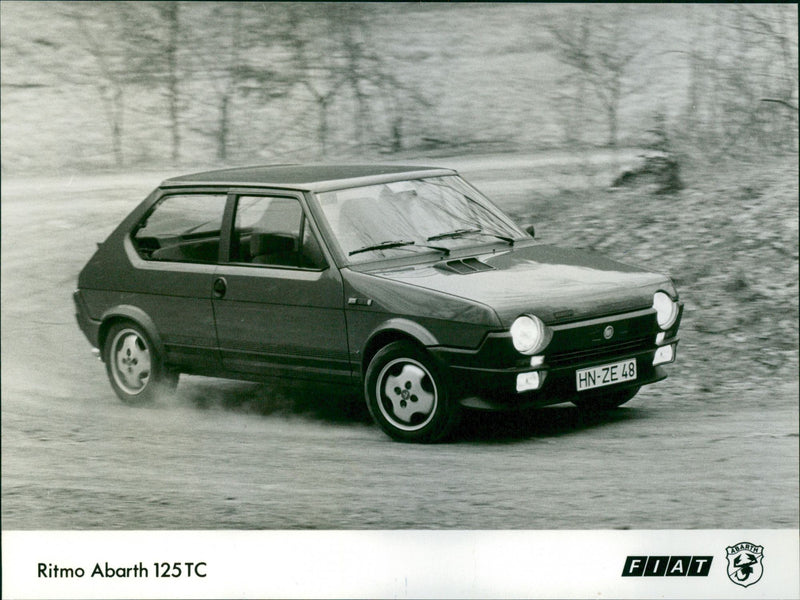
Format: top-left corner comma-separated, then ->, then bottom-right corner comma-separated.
571,386 -> 639,411
364,341 -> 459,443
103,321 -> 177,405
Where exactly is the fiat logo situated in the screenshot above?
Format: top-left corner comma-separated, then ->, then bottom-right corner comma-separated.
603,325 -> 614,340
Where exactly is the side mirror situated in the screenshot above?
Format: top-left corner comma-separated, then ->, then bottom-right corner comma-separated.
523,224 -> 535,239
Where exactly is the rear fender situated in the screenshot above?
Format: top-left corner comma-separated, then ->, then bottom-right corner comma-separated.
98,305 -> 165,359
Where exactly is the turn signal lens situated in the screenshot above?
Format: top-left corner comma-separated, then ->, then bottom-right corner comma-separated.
530,355 -> 545,367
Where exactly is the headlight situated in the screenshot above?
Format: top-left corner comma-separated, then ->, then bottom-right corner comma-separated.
510,314 -> 552,355
653,291 -> 678,330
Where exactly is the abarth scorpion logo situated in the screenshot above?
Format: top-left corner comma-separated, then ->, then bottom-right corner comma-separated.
726,542 -> 763,587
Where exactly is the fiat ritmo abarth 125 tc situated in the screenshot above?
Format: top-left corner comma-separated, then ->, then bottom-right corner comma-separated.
74,165 -> 682,442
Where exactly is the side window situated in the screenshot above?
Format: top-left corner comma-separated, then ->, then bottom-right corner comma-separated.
231,195 -> 326,269
133,194 -> 227,263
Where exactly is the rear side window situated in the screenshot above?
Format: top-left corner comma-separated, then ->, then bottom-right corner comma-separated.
133,193 -> 227,263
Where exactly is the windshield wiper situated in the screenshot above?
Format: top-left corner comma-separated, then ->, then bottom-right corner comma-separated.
427,227 -> 514,245
483,232 -> 515,245
349,239 -> 451,257
348,239 -> 416,256
427,227 -> 482,241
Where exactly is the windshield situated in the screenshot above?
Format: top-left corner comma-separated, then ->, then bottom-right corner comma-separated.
315,175 -> 525,263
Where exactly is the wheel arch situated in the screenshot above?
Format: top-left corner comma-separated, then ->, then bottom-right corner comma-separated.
360,318 -> 439,376
98,305 -> 165,360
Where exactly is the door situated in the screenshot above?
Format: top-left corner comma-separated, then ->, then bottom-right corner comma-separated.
212,192 -> 351,382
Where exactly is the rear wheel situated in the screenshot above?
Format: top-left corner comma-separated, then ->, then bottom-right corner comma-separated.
103,321 -> 177,404
365,341 -> 459,442
572,386 -> 639,411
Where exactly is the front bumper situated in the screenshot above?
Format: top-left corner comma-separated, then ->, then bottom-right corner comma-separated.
430,305 -> 682,410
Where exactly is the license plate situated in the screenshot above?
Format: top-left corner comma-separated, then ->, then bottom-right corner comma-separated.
576,358 -> 637,391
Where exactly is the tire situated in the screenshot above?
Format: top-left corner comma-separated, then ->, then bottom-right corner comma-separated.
103,321 -> 177,405
572,386 -> 639,411
364,341 -> 459,443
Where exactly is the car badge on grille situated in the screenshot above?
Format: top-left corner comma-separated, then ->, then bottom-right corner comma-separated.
603,325 -> 615,340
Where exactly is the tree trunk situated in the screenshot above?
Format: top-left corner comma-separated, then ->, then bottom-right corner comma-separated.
778,9 -> 798,151
606,101 -> 618,148
685,5 -> 701,147
165,2 -> 181,165
217,94 -> 229,161
111,87 -> 124,167
391,117 -> 403,153
318,96 -> 330,158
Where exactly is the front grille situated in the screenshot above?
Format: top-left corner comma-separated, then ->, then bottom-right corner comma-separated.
547,335 -> 653,367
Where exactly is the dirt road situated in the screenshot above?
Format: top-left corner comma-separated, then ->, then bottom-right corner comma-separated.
2,164 -> 797,529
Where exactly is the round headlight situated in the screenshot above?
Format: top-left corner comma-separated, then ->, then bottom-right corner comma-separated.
510,314 -> 552,355
653,291 -> 678,330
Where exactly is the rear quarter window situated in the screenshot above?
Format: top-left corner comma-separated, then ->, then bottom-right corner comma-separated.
133,193 -> 227,263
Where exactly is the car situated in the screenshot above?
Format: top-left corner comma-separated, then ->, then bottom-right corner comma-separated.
74,164 -> 682,442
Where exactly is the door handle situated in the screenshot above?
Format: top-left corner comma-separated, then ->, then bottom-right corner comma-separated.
213,277 -> 227,298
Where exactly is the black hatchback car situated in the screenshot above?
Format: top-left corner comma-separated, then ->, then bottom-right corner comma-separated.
75,164 -> 682,442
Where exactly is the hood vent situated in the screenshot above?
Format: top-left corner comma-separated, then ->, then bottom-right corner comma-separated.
436,257 -> 496,274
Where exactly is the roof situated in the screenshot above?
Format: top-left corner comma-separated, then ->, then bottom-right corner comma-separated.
160,164 -> 457,192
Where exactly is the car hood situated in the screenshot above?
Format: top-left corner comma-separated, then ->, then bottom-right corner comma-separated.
359,243 -> 673,326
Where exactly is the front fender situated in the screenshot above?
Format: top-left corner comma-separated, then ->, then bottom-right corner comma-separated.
358,318 -> 443,377
368,317 -> 440,347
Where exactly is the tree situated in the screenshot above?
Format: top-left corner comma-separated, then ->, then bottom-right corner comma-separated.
680,4 -> 798,157
160,2 -> 182,164
114,1 -> 186,165
738,5 -> 798,152
334,4 -> 433,153
546,5 -> 642,148
277,3 -> 432,158
59,2 -> 190,167
179,2 -> 292,162
59,3 -> 145,167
